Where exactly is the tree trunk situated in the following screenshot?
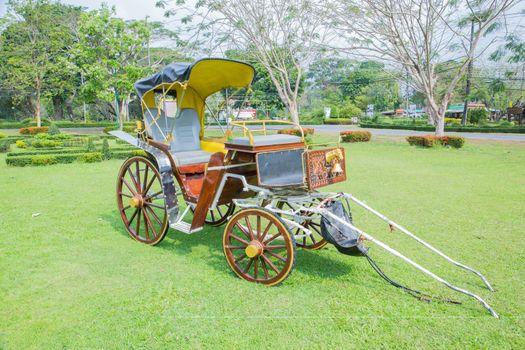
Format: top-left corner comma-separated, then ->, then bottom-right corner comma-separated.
52,95 -> 64,120
288,101 -> 300,125
35,78 -> 42,128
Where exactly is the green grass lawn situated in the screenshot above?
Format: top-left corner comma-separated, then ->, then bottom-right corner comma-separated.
1,135 -> 524,349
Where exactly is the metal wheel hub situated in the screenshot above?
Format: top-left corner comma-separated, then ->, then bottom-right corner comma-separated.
245,240 -> 264,258
129,195 -> 144,209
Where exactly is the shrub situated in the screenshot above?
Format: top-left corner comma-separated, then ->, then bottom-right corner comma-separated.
0,139 -> 12,152
468,109 -> 488,124
339,102 -> 362,118
48,123 -> 61,135
19,127 -> 49,135
77,152 -> 102,163
86,138 -> 96,152
444,136 -> 465,148
102,139 -> 112,160
277,127 -> 315,137
15,140 -> 27,148
406,135 -> 465,148
32,139 -> 60,148
0,133 -> 6,139
340,131 -> 372,143
31,155 -> 58,166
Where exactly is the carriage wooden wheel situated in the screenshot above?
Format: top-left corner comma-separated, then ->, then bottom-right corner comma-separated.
116,156 -> 169,245
192,202 -> 235,226
277,200 -> 328,250
223,208 -> 296,286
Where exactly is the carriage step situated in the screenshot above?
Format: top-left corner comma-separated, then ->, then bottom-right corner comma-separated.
170,221 -> 202,234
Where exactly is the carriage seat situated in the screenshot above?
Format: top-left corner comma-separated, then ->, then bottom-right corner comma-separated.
169,108 -> 213,166
229,134 -> 301,147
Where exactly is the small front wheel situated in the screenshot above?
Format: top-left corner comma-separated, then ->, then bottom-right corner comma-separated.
223,208 -> 296,286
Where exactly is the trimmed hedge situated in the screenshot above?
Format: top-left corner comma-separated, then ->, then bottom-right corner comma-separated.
340,130 -> 372,142
406,135 -> 465,148
32,155 -> 58,166
325,118 -> 355,125
277,127 -> 315,136
0,120 -> 136,129
359,123 -> 525,133
6,147 -> 135,157
19,127 -> 49,135
6,148 -> 141,166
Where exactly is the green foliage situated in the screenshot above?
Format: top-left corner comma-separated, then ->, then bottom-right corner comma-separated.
359,122 -> 525,133
86,138 -> 96,152
77,152 -> 102,163
0,133 -> 6,139
324,118 -> 360,125
338,101 -> 362,118
468,109 -> 489,124
48,123 -> 61,135
32,139 -> 61,148
31,155 -> 58,166
101,139 -> 112,160
340,131 -> 372,142
15,140 -> 27,149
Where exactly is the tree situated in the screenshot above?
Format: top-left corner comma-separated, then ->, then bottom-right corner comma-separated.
329,0 -> 520,135
157,0 -> 330,124
74,5 -> 152,128
0,0 -> 80,127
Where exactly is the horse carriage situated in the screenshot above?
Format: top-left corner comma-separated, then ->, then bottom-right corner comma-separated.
110,58 -> 498,317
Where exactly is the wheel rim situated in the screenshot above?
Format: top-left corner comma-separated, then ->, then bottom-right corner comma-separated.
277,201 -> 327,250
206,202 -> 235,226
223,208 -> 296,286
117,156 -> 168,245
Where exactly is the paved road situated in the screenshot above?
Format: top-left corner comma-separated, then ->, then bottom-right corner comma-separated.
4,125 -> 524,142
265,124 -> 525,142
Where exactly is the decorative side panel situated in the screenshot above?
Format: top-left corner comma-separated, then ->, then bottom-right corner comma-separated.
304,147 -> 346,190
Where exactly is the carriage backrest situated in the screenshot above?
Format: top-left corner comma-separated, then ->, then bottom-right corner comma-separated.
170,108 -> 201,152
144,108 -> 175,142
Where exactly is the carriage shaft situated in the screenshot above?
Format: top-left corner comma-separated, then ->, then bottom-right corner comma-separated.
341,193 -> 494,292
307,207 -> 499,318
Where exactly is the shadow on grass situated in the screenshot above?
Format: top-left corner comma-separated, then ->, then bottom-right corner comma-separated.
101,210 -> 357,282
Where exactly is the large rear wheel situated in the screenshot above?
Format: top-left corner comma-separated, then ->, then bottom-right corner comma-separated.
116,156 -> 169,245
223,208 -> 296,286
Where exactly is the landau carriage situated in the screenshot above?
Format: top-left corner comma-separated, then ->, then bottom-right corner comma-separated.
110,58 -> 498,317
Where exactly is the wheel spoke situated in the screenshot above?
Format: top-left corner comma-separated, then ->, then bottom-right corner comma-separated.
254,257 -> 259,279
142,165 -> 149,193
244,217 -> 254,240
136,208 -> 142,237
128,209 -> 138,225
127,167 -> 140,192
143,209 -> 157,239
122,178 -> 137,196
260,254 -> 279,274
143,175 -> 157,196
258,221 -> 273,241
119,192 -> 132,198
210,209 -> 216,221
135,161 -> 141,191
121,205 -> 131,212
260,258 -> 269,279
265,244 -> 287,250
225,245 -> 245,250
143,210 -> 149,240
148,203 -> 165,210
229,233 -> 249,246
144,190 -> 163,201
265,249 -> 287,262
145,205 -> 163,225
243,258 -> 254,274
216,205 -> 223,217
235,222 -> 251,240
264,230 -> 280,244
235,253 -> 247,264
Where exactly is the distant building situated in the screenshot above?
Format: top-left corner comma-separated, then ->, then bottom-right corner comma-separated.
446,103 -> 486,119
